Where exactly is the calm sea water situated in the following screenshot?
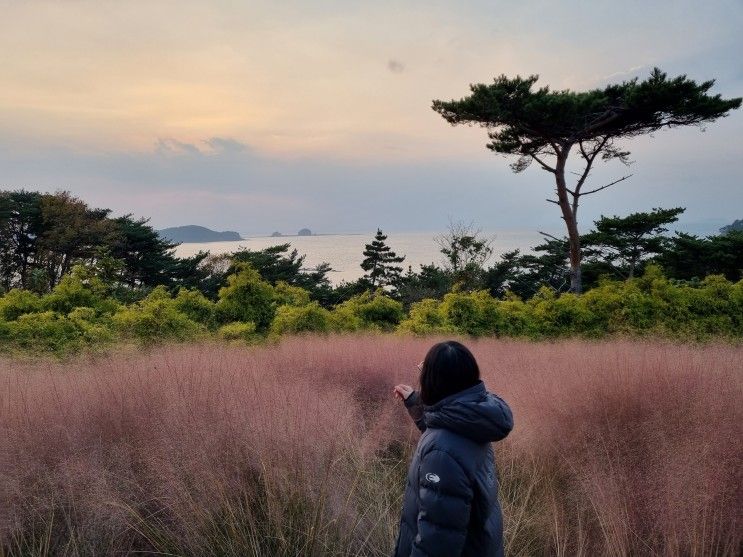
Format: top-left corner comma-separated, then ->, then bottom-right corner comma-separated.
174,229 -> 548,285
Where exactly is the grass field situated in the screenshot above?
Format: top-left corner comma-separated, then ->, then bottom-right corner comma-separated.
1,336 -> 741,556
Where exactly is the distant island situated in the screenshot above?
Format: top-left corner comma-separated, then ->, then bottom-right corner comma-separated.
158,225 -> 243,243
720,219 -> 743,233
269,229 -> 313,237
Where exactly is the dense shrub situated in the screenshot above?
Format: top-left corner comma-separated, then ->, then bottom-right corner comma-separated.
440,289 -> 501,336
397,298 -> 455,335
217,321 -> 257,342
333,290 -> 404,332
270,302 -> 332,335
41,267 -> 119,316
5,311 -> 83,351
273,280 -> 312,307
399,267 -> 743,340
215,263 -> 276,331
1,265 -> 742,353
0,289 -> 42,321
113,286 -> 204,342
173,288 -> 216,326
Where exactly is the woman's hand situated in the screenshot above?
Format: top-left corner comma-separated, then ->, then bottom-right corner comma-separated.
393,384 -> 414,401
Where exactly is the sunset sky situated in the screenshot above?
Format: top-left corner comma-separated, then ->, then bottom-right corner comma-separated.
1,0 -> 741,235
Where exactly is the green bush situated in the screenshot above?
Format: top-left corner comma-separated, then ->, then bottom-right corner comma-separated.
495,296 -> 534,337
67,307 -> 115,345
396,267 -> 743,340
273,281 -> 311,307
440,290 -> 500,336
528,289 -> 596,337
398,299 -> 455,335
2,264 -> 742,353
270,302 -> 332,335
41,266 -> 119,316
6,311 -> 84,352
113,286 -> 203,343
217,321 -> 258,342
216,264 -> 276,331
333,291 -> 404,332
0,289 -> 42,321
174,288 -> 216,326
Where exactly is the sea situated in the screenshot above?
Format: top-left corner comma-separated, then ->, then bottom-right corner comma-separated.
173,229 -> 550,285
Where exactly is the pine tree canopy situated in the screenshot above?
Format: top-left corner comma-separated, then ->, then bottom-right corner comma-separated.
360,228 -> 406,288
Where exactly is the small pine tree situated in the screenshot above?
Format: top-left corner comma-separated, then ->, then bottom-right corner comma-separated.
360,229 -> 405,288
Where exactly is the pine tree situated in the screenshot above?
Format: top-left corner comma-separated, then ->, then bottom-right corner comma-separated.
360,228 -> 405,287
433,68 -> 741,292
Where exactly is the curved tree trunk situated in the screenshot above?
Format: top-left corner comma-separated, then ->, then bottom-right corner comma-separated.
554,151 -> 583,293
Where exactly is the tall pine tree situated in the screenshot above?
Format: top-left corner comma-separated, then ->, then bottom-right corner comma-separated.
360,228 -> 405,288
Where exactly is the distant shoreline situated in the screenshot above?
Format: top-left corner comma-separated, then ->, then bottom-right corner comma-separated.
249,232 -> 365,239
176,232 -> 366,243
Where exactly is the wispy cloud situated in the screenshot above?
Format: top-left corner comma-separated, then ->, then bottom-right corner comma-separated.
0,1 -> 741,234
387,59 -> 405,73
155,137 -> 250,157
204,137 -> 248,154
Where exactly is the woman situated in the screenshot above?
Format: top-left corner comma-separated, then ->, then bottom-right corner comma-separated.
391,340 -> 513,557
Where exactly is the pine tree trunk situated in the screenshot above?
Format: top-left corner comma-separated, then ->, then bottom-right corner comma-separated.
555,153 -> 583,294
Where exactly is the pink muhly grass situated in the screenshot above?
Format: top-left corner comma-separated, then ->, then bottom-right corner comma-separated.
0,336 -> 740,556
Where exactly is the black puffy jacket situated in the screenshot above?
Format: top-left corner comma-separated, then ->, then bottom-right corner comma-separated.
393,381 -> 513,557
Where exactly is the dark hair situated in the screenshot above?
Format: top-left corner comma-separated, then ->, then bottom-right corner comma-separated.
419,340 -> 480,405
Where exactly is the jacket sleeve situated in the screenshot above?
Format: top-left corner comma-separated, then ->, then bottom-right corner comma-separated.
411,449 -> 473,557
404,390 -> 426,432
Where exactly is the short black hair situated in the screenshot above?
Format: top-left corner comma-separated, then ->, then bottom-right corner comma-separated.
419,340 -> 480,405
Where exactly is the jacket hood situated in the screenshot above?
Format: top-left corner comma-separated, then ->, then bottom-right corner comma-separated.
423,381 -> 513,443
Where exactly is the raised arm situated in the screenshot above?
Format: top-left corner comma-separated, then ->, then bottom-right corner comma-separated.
404,390 -> 426,433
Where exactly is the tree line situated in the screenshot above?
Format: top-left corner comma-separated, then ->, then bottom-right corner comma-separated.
2,189 -> 742,311
0,190 -> 210,294
359,211 -> 743,306
1,189 -> 741,353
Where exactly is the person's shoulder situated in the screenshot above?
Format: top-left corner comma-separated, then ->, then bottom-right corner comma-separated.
422,428 -> 482,463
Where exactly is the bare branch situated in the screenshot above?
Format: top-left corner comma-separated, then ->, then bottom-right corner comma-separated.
579,174 -> 633,196
538,230 -> 563,242
531,153 -> 556,173
573,136 -> 609,196
546,198 -> 560,205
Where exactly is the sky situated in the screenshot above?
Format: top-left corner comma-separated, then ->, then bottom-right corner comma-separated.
1,0 -> 741,236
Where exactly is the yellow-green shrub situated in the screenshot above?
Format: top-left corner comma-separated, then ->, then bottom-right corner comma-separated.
440,290 -> 500,336
333,291 -> 404,332
113,286 -> 203,343
215,264 -> 276,331
6,311 -> 83,352
67,306 -> 115,345
398,299 -> 456,335
41,266 -> 119,316
217,321 -> 257,342
396,267 -> 743,340
174,288 -> 216,326
529,289 -> 596,337
270,302 -> 332,335
328,304 -> 364,332
0,289 -> 42,321
273,281 -> 311,307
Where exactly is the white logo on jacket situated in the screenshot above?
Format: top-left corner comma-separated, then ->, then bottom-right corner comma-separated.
425,473 -> 440,483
